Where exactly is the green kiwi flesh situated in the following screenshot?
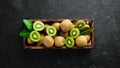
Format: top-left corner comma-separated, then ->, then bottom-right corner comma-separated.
65,37 -> 74,48
70,28 -> 80,38
75,20 -> 86,30
29,31 -> 41,42
46,26 -> 57,36
33,21 -> 44,31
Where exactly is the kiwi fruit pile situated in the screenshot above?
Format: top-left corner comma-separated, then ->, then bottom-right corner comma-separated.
20,19 -> 93,48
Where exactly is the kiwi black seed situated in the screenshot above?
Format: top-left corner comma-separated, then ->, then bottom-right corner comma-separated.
75,20 -> 86,30
33,21 -> 44,31
65,37 -> 74,48
29,31 -> 41,42
70,28 -> 80,38
46,26 -> 57,36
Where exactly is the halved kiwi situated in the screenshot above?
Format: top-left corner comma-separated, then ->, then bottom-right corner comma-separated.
46,26 -> 57,36
70,28 -> 80,38
33,21 -> 44,31
65,37 -> 74,48
29,31 -> 40,42
75,20 -> 86,30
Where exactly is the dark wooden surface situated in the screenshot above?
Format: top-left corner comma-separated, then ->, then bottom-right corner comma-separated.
0,0 -> 120,68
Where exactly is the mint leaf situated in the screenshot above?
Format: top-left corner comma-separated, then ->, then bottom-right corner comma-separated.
80,27 -> 90,32
80,28 -> 93,35
23,19 -> 33,31
19,29 -> 30,38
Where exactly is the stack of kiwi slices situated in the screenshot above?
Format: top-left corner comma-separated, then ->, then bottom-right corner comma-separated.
19,19 -> 93,49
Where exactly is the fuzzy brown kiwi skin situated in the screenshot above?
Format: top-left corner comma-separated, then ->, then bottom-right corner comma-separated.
84,35 -> 91,42
71,24 -> 75,28
37,34 -> 45,46
44,24 -> 50,29
60,19 -> 73,32
27,38 -> 34,44
52,23 -> 60,31
43,24 -> 50,34
43,36 -> 54,48
25,38 -> 37,46
76,36 -> 87,47
54,36 -> 65,47
58,31 -> 68,38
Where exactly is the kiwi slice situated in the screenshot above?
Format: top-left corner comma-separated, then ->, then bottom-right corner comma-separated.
46,26 -> 57,36
29,31 -> 40,42
75,20 -> 86,30
33,21 -> 44,31
70,28 -> 80,38
65,37 -> 74,48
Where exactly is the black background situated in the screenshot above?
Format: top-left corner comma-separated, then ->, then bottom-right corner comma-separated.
0,0 -> 120,68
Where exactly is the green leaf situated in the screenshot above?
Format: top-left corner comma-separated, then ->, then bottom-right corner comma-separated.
80,26 -> 90,32
19,29 -> 30,38
23,19 -> 33,31
80,28 -> 93,35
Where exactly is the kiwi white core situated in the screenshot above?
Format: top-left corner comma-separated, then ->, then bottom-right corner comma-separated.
50,29 -> 53,33
68,40 -> 71,45
33,34 -> 37,39
73,31 -> 76,36
36,24 -> 42,28
78,24 -> 82,27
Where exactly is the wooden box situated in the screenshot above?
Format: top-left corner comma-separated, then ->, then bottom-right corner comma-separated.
23,19 -> 94,49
